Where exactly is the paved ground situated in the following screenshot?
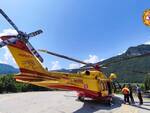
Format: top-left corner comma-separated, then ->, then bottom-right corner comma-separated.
0,91 -> 149,113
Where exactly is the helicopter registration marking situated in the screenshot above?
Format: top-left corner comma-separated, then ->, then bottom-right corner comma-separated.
70,79 -> 83,84
73,79 -> 83,84
18,53 -> 32,58
68,79 -> 83,86
84,84 -> 88,89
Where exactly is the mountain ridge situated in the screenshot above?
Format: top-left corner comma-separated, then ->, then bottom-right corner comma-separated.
99,44 -> 150,82
0,63 -> 19,74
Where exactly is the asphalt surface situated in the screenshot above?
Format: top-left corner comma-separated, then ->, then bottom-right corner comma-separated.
0,91 -> 149,113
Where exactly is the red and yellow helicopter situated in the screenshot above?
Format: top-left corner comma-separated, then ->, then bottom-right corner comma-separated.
0,9 -> 117,103
1,9 -> 149,103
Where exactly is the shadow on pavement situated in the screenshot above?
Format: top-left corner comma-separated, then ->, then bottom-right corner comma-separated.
142,104 -> 150,106
132,102 -> 150,111
73,96 -> 123,113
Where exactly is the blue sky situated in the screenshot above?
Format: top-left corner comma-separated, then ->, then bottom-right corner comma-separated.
0,0 -> 150,69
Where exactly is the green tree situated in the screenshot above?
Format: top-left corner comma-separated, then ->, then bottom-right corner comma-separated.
144,75 -> 150,90
0,74 -> 17,93
0,74 -> 50,93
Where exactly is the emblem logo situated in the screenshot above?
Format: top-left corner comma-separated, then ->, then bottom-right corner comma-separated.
143,9 -> 150,26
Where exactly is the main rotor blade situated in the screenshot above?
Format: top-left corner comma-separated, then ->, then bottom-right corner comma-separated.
26,42 -> 43,63
0,9 -> 20,33
39,49 -> 103,71
27,29 -> 43,38
38,49 -> 87,65
0,37 -> 18,48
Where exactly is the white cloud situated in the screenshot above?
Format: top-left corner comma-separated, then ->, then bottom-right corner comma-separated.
0,29 -> 18,67
69,63 -> 80,69
144,41 -> 150,45
0,47 -> 17,67
0,28 -> 17,37
50,61 -> 61,70
117,50 -> 126,55
84,55 -> 99,63
100,58 -> 105,61
68,54 -> 100,69
2,47 -> 11,64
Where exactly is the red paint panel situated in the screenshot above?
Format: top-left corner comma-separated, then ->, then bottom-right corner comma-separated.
48,85 -> 99,97
0,36 -> 32,54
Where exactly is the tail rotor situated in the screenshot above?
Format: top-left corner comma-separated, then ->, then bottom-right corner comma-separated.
0,9 -> 43,62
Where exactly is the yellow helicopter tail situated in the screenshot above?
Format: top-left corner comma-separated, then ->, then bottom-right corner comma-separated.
0,36 -> 47,75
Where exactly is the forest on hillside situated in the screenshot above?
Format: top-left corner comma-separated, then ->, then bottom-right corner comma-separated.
101,55 -> 150,83
0,74 -> 50,93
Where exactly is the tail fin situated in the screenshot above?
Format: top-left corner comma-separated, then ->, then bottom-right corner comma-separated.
0,36 -> 47,74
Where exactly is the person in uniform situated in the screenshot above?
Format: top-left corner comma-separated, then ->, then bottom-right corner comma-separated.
128,84 -> 135,104
136,84 -> 143,105
122,85 -> 130,104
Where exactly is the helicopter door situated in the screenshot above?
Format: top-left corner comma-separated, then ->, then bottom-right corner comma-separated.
107,81 -> 112,94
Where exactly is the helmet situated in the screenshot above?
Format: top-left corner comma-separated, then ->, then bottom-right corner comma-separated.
109,73 -> 117,80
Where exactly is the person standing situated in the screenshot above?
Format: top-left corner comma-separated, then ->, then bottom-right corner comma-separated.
136,84 -> 143,105
128,84 -> 135,104
122,85 -> 130,104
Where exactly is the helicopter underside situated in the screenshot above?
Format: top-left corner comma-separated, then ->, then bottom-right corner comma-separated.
15,76 -> 112,102
46,84 -> 112,101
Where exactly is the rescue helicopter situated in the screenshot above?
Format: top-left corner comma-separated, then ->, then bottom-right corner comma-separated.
0,9 -> 150,103
0,9 -> 117,103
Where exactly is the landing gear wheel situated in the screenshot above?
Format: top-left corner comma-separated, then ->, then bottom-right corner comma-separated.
107,99 -> 112,106
78,96 -> 84,101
